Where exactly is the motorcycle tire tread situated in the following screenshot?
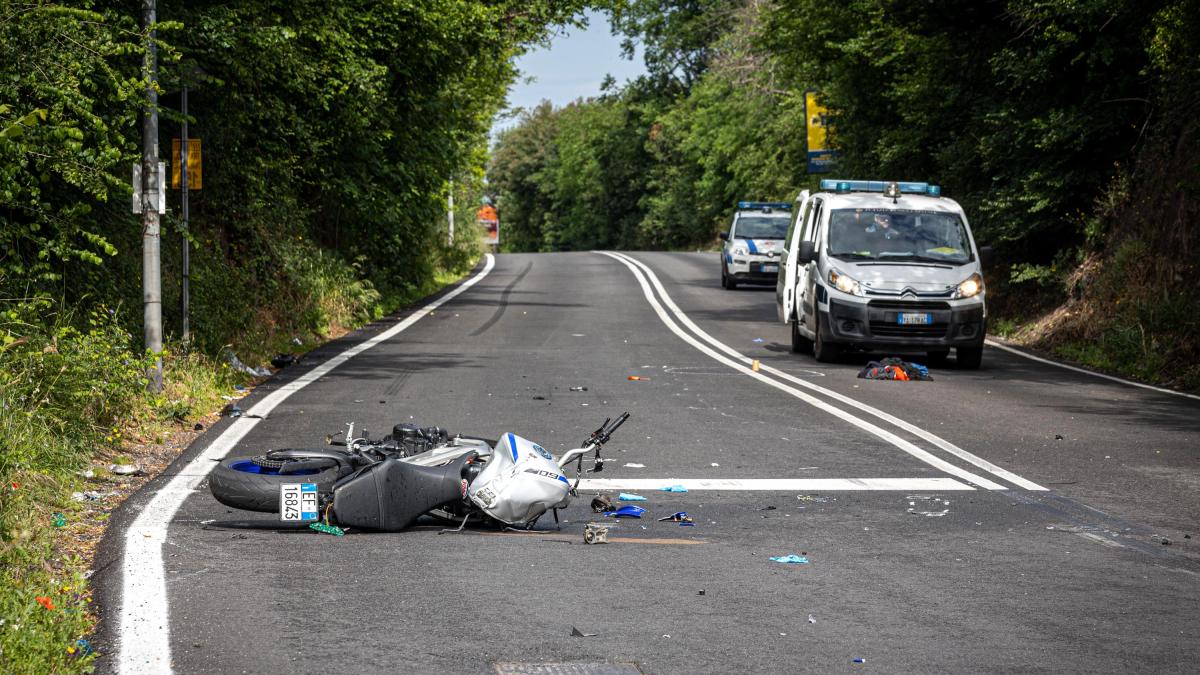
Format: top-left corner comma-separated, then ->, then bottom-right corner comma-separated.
208,456 -> 341,513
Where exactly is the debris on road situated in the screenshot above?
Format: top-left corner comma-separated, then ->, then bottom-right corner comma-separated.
591,495 -> 614,512
623,462 -> 646,468
853,658 -> 866,664
661,485 -> 688,493
768,555 -> 810,564
569,386 -> 588,392
907,495 -> 950,517
751,359 -> 761,372
222,402 -> 242,418
658,512 -> 694,524
796,494 -> 829,503
618,493 -> 647,501
571,626 -> 598,637
603,505 -> 646,519
627,375 -> 650,381
698,589 -> 706,596
309,522 -> 345,536
583,522 -> 611,544
270,353 -> 296,368
858,357 -> 932,381
808,614 -> 816,624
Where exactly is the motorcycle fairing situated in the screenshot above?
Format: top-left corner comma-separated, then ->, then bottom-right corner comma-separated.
467,433 -> 571,526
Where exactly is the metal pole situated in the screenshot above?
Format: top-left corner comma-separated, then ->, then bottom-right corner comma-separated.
142,0 -> 163,392
447,179 -> 455,246
181,84 -> 190,344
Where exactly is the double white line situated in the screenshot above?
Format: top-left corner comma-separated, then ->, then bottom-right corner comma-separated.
597,251 -> 1046,492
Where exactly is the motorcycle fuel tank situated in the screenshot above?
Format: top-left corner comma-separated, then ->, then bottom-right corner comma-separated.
467,433 -> 571,526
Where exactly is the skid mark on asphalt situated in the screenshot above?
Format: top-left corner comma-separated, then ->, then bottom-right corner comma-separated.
471,259 -> 532,336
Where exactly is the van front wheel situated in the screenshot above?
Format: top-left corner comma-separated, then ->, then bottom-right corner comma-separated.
791,318 -> 813,354
813,315 -> 841,363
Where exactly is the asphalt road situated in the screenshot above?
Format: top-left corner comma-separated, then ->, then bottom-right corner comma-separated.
95,251 -> 1200,674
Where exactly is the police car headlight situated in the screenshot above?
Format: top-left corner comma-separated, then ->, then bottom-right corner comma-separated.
954,273 -> 983,299
732,246 -> 747,256
829,269 -> 864,297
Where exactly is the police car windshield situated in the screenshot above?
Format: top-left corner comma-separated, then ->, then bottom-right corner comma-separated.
828,209 -> 972,263
735,216 -> 788,239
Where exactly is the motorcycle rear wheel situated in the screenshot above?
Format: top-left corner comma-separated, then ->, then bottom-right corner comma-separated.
208,453 -> 341,513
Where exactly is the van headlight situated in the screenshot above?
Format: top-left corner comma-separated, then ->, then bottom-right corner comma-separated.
828,269 -> 864,297
953,273 -> 983,299
732,246 -> 747,256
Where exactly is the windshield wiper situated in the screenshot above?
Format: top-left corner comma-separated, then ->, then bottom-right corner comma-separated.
831,252 -> 877,260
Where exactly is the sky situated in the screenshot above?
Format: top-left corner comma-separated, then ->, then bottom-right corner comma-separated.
491,9 -> 645,137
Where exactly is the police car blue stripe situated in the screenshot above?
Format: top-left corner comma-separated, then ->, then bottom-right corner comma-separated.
507,432 -> 518,461
746,239 -> 759,254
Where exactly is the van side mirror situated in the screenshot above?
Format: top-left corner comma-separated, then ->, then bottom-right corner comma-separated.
978,245 -> 994,268
796,241 -> 816,264
718,232 -> 729,241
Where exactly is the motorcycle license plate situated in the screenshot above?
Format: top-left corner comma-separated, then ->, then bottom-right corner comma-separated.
761,264 -> 779,273
897,313 -> 932,325
279,483 -> 319,521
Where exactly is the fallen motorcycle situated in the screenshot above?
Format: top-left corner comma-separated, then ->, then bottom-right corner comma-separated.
207,412 -> 629,532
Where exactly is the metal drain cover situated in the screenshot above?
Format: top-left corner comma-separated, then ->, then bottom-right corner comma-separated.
494,663 -> 643,675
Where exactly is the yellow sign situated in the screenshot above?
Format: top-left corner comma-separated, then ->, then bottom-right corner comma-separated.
171,138 -> 202,189
805,91 -> 835,173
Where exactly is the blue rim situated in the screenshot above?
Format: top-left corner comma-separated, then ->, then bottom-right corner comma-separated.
229,459 -> 322,476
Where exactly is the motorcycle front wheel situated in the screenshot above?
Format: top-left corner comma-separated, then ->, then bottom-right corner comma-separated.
208,453 -> 341,513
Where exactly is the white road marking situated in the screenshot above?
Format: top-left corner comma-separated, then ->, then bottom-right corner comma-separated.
606,251 -> 1048,492
117,255 -> 496,674
598,251 -> 1009,490
580,478 -> 973,491
985,338 -> 1200,402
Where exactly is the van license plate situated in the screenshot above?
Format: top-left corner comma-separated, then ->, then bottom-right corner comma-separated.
761,264 -> 778,273
280,483 -> 319,521
898,313 -> 932,325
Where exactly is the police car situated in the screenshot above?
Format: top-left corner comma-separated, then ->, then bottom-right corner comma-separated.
776,180 -> 993,368
719,201 -> 791,289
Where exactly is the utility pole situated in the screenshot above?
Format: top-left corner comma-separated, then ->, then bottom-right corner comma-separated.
447,178 -> 455,246
142,0 -> 163,392
180,83 -> 190,344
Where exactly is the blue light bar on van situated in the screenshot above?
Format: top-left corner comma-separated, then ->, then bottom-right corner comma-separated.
818,180 -> 942,196
737,201 -> 792,210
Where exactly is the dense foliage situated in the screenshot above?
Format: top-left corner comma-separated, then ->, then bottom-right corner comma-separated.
489,0 -> 1196,262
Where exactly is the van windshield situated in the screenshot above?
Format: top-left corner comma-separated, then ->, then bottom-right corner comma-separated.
827,209 -> 972,263
734,216 -> 789,239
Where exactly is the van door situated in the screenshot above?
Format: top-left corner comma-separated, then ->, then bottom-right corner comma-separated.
798,198 -> 824,331
779,191 -> 811,323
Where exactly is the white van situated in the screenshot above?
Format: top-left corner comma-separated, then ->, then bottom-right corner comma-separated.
775,180 -> 992,368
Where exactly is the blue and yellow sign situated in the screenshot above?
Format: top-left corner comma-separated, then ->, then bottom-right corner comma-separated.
805,91 -> 835,173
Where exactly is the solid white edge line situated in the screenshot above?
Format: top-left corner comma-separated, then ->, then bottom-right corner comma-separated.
985,338 -> 1200,402
610,251 -> 1048,492
597,251 -> 996,490
116,254 -> 496,674
579,478 -> 973,491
